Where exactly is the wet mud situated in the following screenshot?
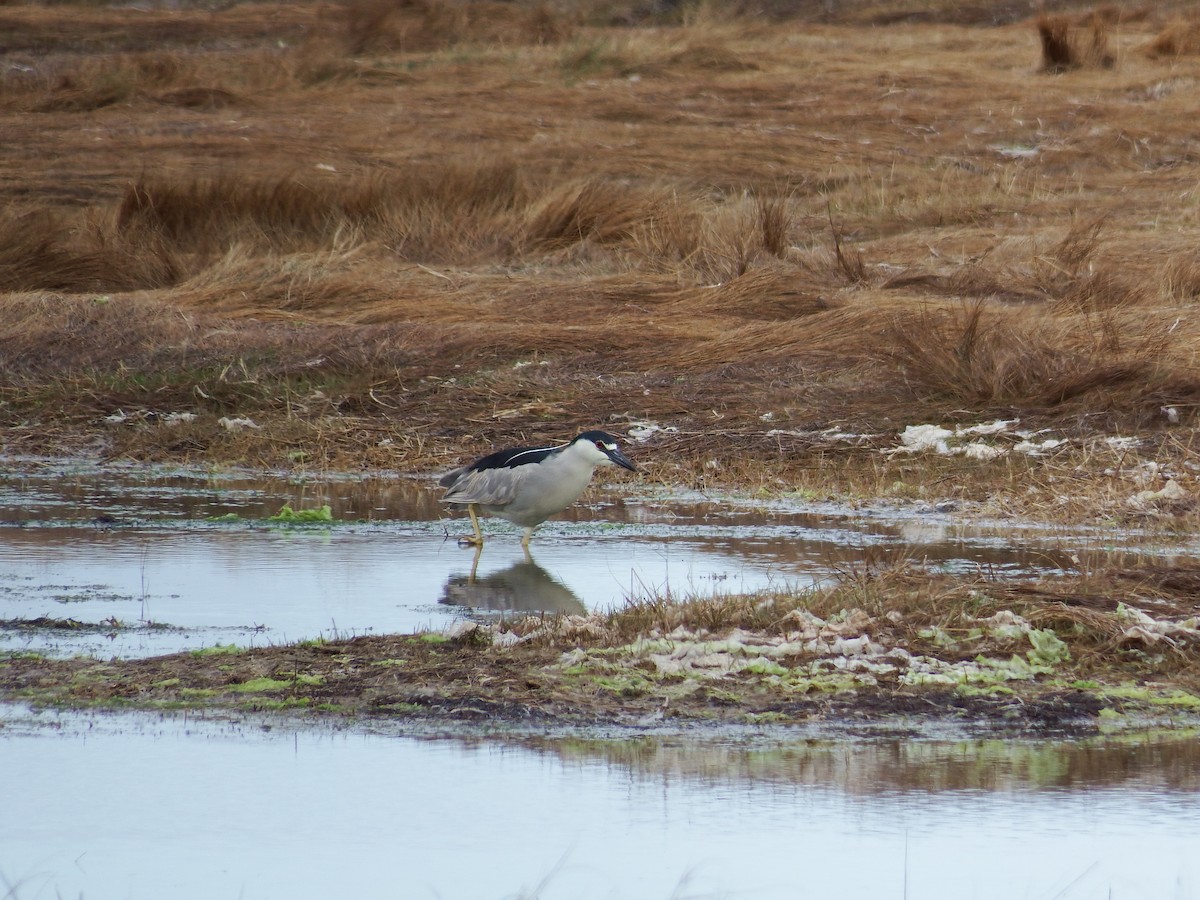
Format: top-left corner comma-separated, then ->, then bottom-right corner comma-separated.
1,624 -> 1192,739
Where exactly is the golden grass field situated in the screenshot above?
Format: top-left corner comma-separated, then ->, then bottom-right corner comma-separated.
3,0 -> 1200,512
7,0 -> 1200,727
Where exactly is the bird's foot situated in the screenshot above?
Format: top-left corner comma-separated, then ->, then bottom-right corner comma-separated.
456,535 -> 483,548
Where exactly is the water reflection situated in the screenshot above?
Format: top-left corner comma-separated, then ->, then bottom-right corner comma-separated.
0,462 -> 446,524
525,731 -> 1200,794
3,707 -> 1198,900
440,555 -> 586,615
4,460 -> 1199,659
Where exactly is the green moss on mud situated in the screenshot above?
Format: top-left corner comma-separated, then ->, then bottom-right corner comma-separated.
229,674 -> 324,693
191,644 -> 241,657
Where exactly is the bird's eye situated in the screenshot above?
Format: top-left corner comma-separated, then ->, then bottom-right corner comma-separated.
594,440 -> 606,450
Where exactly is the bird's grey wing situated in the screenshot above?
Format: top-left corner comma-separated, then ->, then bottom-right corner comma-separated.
441,465 -> 532,507
438,466 -> 466,489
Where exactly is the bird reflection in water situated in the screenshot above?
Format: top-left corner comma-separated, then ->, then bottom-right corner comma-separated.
440,554 -> 586,616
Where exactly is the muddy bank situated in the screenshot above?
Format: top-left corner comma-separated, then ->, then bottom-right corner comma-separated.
0,635 -> 1105,735
5,563 -> 1200,737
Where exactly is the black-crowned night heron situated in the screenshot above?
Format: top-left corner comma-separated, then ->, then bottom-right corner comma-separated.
439,430 -> 638,547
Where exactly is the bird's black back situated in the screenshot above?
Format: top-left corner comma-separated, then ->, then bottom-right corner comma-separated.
439,430 -> 627,489
466,443 -> 561,473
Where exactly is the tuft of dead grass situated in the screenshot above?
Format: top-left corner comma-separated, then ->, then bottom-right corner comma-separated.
1144,20 -> 1200,58
1161,253 -> 1200,303
117,163 -> 531,263
1037,12 -> 1115,73
524,179 -> 664,250
873,300 -> 1166,407
0,207 -> 181,292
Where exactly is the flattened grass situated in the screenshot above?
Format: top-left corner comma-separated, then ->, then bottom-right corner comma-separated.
4,1 -> 1200,497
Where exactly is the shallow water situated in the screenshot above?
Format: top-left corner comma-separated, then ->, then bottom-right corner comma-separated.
0,460 -> 1186,657
3,706 -> 1198,900
4,465 -> 1199,899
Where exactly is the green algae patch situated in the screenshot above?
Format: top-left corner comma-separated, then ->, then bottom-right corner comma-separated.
592,672 -> 656,697
918,625 -> 962,649
229,674 -> 325,693
742,658 -> 789,677
179,688 -> 218,700
0,651 -> 46,662
229,677 -> 292,693
1099,685 -> 1200,711
269,504 -> 333,523
779,674 -> 856,694
1157,692 -> 1200,710
699,687 -> 744,704
241,697 -> 313,711
191,644 -> 241,657
1027,629 -> 1070,667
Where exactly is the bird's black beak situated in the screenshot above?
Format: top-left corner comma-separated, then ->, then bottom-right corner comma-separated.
607,447 -> 638,472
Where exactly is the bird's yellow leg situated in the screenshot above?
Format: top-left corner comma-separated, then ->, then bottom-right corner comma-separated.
520,526 -> 534,551
469,544 -> 482,581
467,504 -> 484,546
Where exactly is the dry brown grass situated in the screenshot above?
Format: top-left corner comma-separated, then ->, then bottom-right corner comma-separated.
1037,12 -> 1115,72
4,0 -> 1200,493
873,300 -> 1166,407
338,0 -> 573,55
1145,19 -> 1200,58
0,206 -> 182,292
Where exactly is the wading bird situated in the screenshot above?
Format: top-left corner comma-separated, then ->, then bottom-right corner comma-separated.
440,430 -> 638,548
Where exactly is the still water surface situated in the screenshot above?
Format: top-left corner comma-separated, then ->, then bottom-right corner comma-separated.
3,462 -> 1198,900
3,706 -> 1198,900
0,461 -> 1153,658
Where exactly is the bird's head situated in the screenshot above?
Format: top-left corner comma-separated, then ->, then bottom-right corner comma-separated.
572,430 -> 638,472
